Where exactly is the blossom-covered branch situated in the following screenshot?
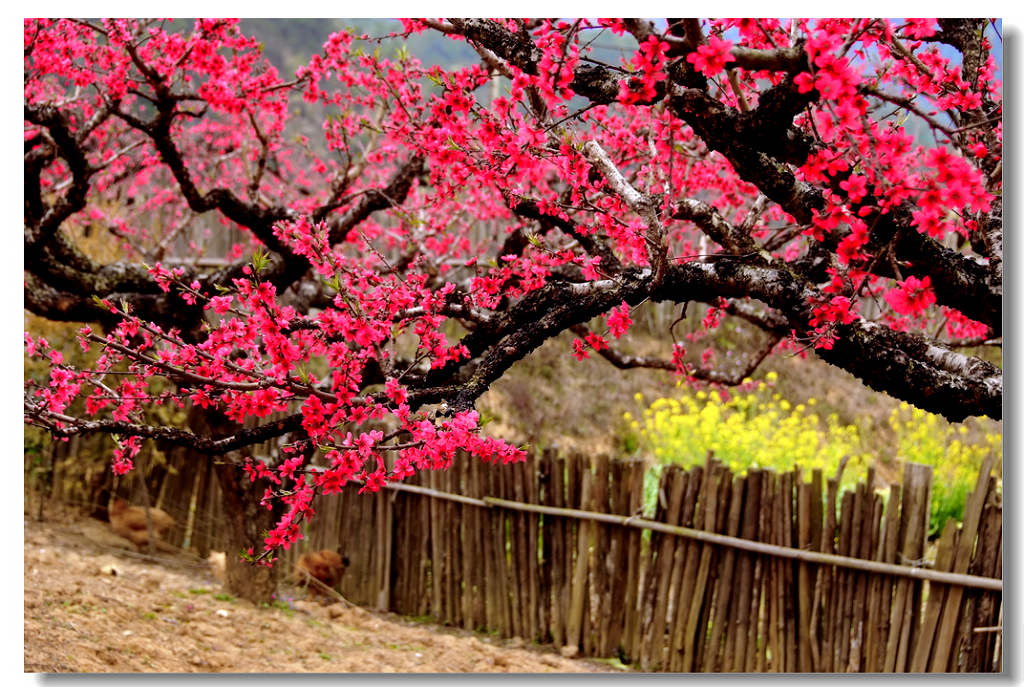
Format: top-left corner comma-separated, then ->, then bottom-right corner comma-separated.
25,18 -> 1002,564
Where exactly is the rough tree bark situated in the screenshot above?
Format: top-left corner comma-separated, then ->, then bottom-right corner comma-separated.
187,408 -> 290,604
214,459 -> 286,604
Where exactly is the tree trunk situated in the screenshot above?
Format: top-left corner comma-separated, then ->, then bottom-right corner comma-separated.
214,458 -> 286,604
188,407 -> 290,605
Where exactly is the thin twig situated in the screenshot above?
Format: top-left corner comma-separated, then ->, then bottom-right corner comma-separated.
293,566 -> 354,608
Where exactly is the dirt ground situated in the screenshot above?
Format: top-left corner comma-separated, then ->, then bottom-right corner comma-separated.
23,507 -> 622,673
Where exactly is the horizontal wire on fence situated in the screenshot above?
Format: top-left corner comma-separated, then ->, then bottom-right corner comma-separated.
378,479 -> 1002,593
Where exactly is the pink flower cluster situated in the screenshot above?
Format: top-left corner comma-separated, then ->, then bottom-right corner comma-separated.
686,35 -> 735,77
619,35 -> 670,104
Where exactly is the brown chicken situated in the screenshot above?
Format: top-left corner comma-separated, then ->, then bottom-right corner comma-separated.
293,548 -> 350,600
108,497 -> 177,552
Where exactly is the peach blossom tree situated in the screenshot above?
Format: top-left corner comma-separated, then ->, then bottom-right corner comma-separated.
24,18 -> 1001,600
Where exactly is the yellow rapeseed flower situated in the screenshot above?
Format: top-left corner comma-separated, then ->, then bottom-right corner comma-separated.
634,384 -> 869,488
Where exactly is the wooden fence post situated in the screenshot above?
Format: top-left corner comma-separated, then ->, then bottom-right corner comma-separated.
928,454 -> 996,671
565,460 -> 593,653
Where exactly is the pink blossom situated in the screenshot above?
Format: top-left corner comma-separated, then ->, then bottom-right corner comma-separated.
606,301 -> 633,338
686,35 -> 735,77
884,276 -> 936,316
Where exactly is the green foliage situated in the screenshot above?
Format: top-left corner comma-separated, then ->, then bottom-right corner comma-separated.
887,403 -> 1002,536
251,246 -> 270,274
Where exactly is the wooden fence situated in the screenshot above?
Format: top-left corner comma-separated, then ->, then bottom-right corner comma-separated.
27,443 -> 1002,672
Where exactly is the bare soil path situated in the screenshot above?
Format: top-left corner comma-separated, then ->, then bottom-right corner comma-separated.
24,507 -> 621,673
